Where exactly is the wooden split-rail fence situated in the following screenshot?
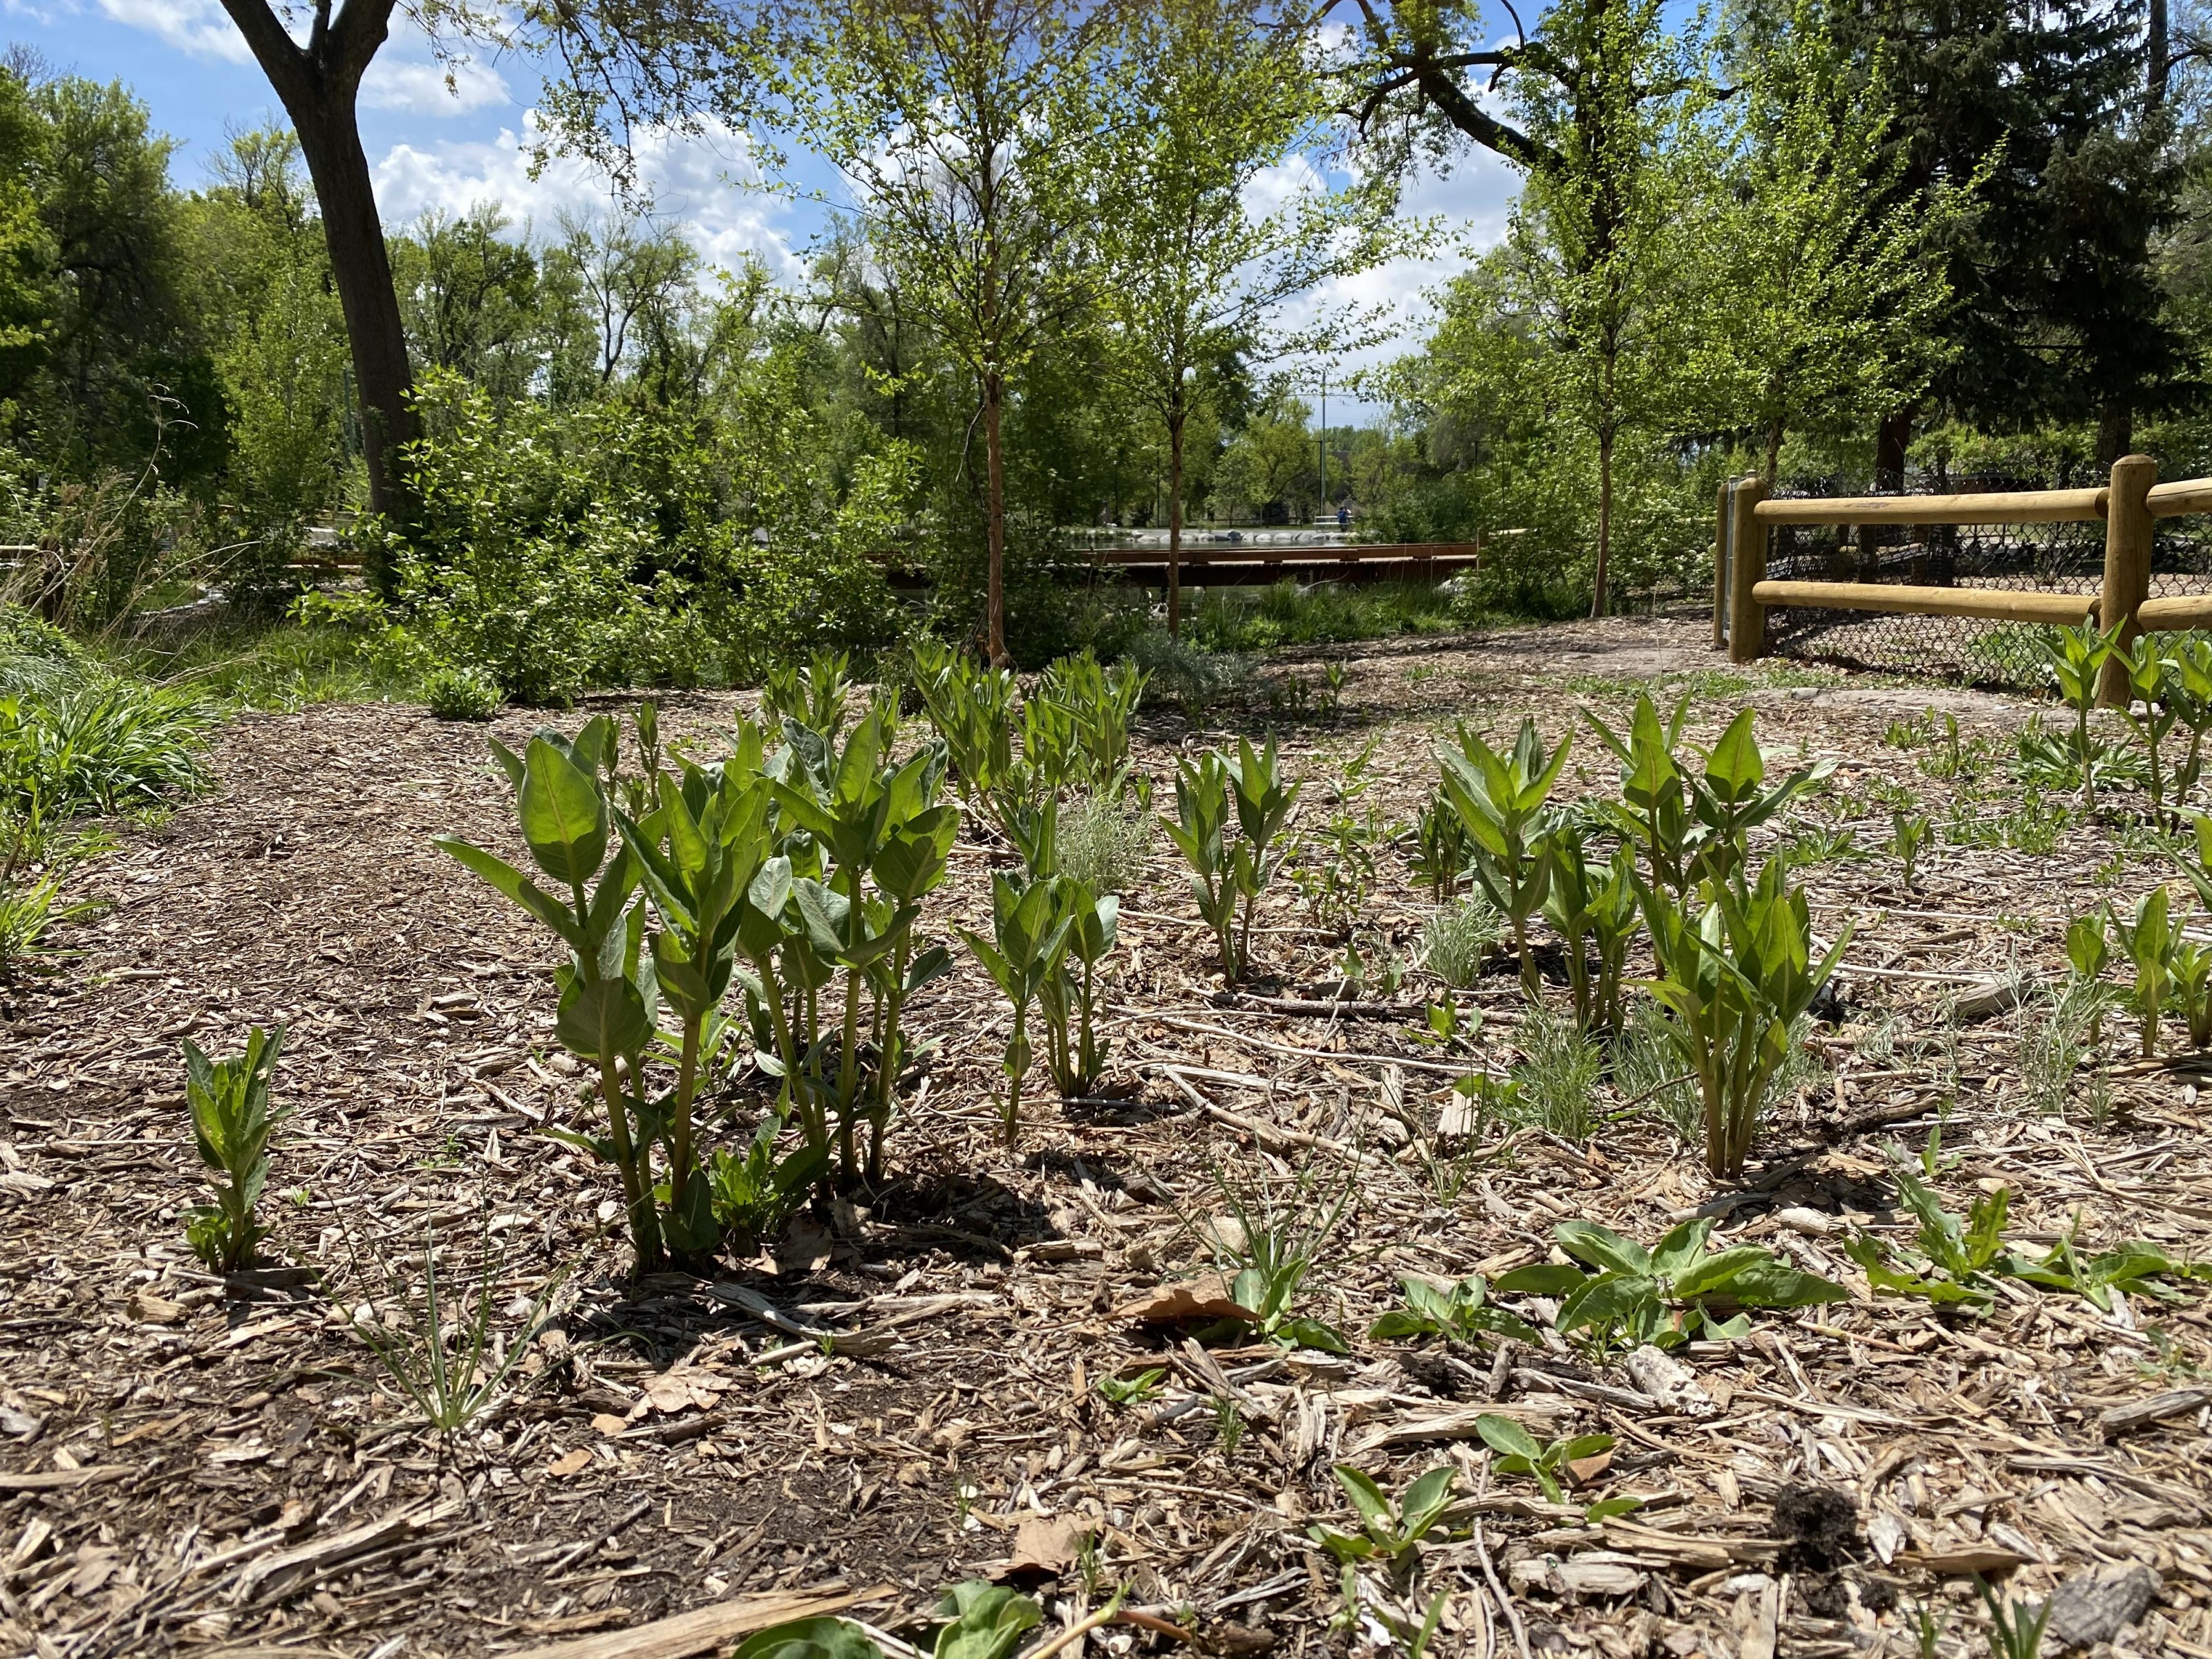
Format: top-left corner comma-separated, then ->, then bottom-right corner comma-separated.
1716,455 -> 2212,703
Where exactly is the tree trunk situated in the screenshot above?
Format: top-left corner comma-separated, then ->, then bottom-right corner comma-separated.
983,366 -> 1008,666
216,0 -> 416,589
2098,396 -> 2135,469
1591,424 -> 1613,619
1764,419 -> 1784,486
1875,406 -> 1913,494
1166,402 -> 1185,639
2150,0 -> 2171,109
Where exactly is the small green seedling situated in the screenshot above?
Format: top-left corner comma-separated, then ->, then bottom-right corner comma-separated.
1368,1275 -> 1540,1346
1975,1572 -> 2052,1659
731,1616 -> 885,1659
1891,808 -> 1931,890
2000,1214 -> 2211,1311
1096,1367 -> 1167,1407
930,1582 -> 1045,1659
182,1024 -> 289,1272
1846,1142 -> 2010,1311
1472,1414 -> 1624,1510
1309,1463 -> 1456,1569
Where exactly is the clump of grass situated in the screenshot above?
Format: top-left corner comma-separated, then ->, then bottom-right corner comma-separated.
2020,976 -> 2117,1123
1512,1002 -> 1603,1141
1057,790 -> 1152,893
1421,894 -> 1502,989
0,604 -> 92,697
1613,996 -> 1701,1145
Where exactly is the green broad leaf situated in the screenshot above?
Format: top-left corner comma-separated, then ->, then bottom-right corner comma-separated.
1494,1263 -> 1587,1296
1331,1465 -> 1394,1531
1557,1273 -> 1656,1335
731,1615 -> 883,1659
1309,1526 -> 1378,1562
1559,1434 -> 1616,1462
931,1583 -> 1042,1659
1367,1310 -> 1433,1340
1454,1303 -> 1542,1344
1698,1310 -> 1754,1340
1400,1465 -> 1457,1537
1276,1316 -> 1351,1354
542,1125 -> 617,1163
1584,1497 -> 1643,1521
1556,1221 -> 1650,1276
1473,1413 -> 1543,1461
436,838 -> 583,946
1694,1257 -> 1847,1310
904,944 -> 955,995
519,735 -> 608,887
1702,708 -> 1766,802
1647,1219 -> 1716,1280
556,973 -> 653,1061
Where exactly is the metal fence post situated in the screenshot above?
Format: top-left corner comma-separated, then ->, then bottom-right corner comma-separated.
2097,453 -> 2157,708
1728,475 -> 1770,664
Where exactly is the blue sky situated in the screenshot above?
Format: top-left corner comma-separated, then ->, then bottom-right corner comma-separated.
24,1 -> 1525,416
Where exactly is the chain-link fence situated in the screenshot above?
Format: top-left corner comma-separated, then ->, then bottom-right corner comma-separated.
1759,483 -> 2212,688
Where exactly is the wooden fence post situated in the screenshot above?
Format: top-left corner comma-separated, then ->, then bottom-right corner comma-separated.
2097,453 -> 2157,707
1713,482 -> 1730,651
1728,475 -> 1769,665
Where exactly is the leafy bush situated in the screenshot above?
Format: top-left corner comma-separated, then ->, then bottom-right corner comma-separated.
422,664 -> 502,722
372,366 -> 913,702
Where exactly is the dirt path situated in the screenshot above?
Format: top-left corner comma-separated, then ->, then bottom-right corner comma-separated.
1,617 -> 2205,1658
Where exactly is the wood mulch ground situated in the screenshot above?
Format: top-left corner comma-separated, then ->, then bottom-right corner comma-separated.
3,612 -> 2210,1659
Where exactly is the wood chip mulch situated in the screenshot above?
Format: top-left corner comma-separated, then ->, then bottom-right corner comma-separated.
2,614 -> 2209,1659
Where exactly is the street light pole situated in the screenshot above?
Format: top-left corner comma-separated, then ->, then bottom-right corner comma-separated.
1318,367 -> 1327,522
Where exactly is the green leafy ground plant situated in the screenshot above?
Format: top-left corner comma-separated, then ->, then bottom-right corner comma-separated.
182,1023 -> 288,1271
1310,1464 -> 1456,1573
1638,858 -> 1849,1179
1499,1218 -> 1843,1355
1437,716 -> 1568,993
1368,1275 -> 1539,1346
1473,1414 -> 1629,1512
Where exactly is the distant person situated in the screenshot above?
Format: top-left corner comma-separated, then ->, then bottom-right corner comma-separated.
1336,504 -> 1349,529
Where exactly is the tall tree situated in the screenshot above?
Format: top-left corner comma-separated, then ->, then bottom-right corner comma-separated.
771,0 -> 1117,665
1097,0 -> 1400,635
1338,0 -> 1703,613
1510,0 -> 1696,616
214,0 -> 422,548
1706,0 -> 1959,480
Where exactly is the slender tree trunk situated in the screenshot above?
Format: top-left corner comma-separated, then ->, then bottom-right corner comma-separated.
1592,423 -> 1613,619
2098,396 -> 2135,469
1166,400 -> 1186,639
2150,0 -> 2171,109
983,365 -> 1009,666
1875,406 -> 1913,494
216,0 -> 416,589
1764,419 -> 1784,485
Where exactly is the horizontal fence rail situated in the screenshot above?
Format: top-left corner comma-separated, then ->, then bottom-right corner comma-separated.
1720,454 -> 2212,702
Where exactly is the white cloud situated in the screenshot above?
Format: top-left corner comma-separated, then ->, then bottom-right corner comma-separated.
361,55 -> 511,116
95,0 -> 250,62
372,111 -> 803,279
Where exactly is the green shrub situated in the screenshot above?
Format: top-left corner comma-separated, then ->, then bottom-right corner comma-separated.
1133,629 -> 1252,719
422,664 -> 503,722
0,605 -> 91,697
